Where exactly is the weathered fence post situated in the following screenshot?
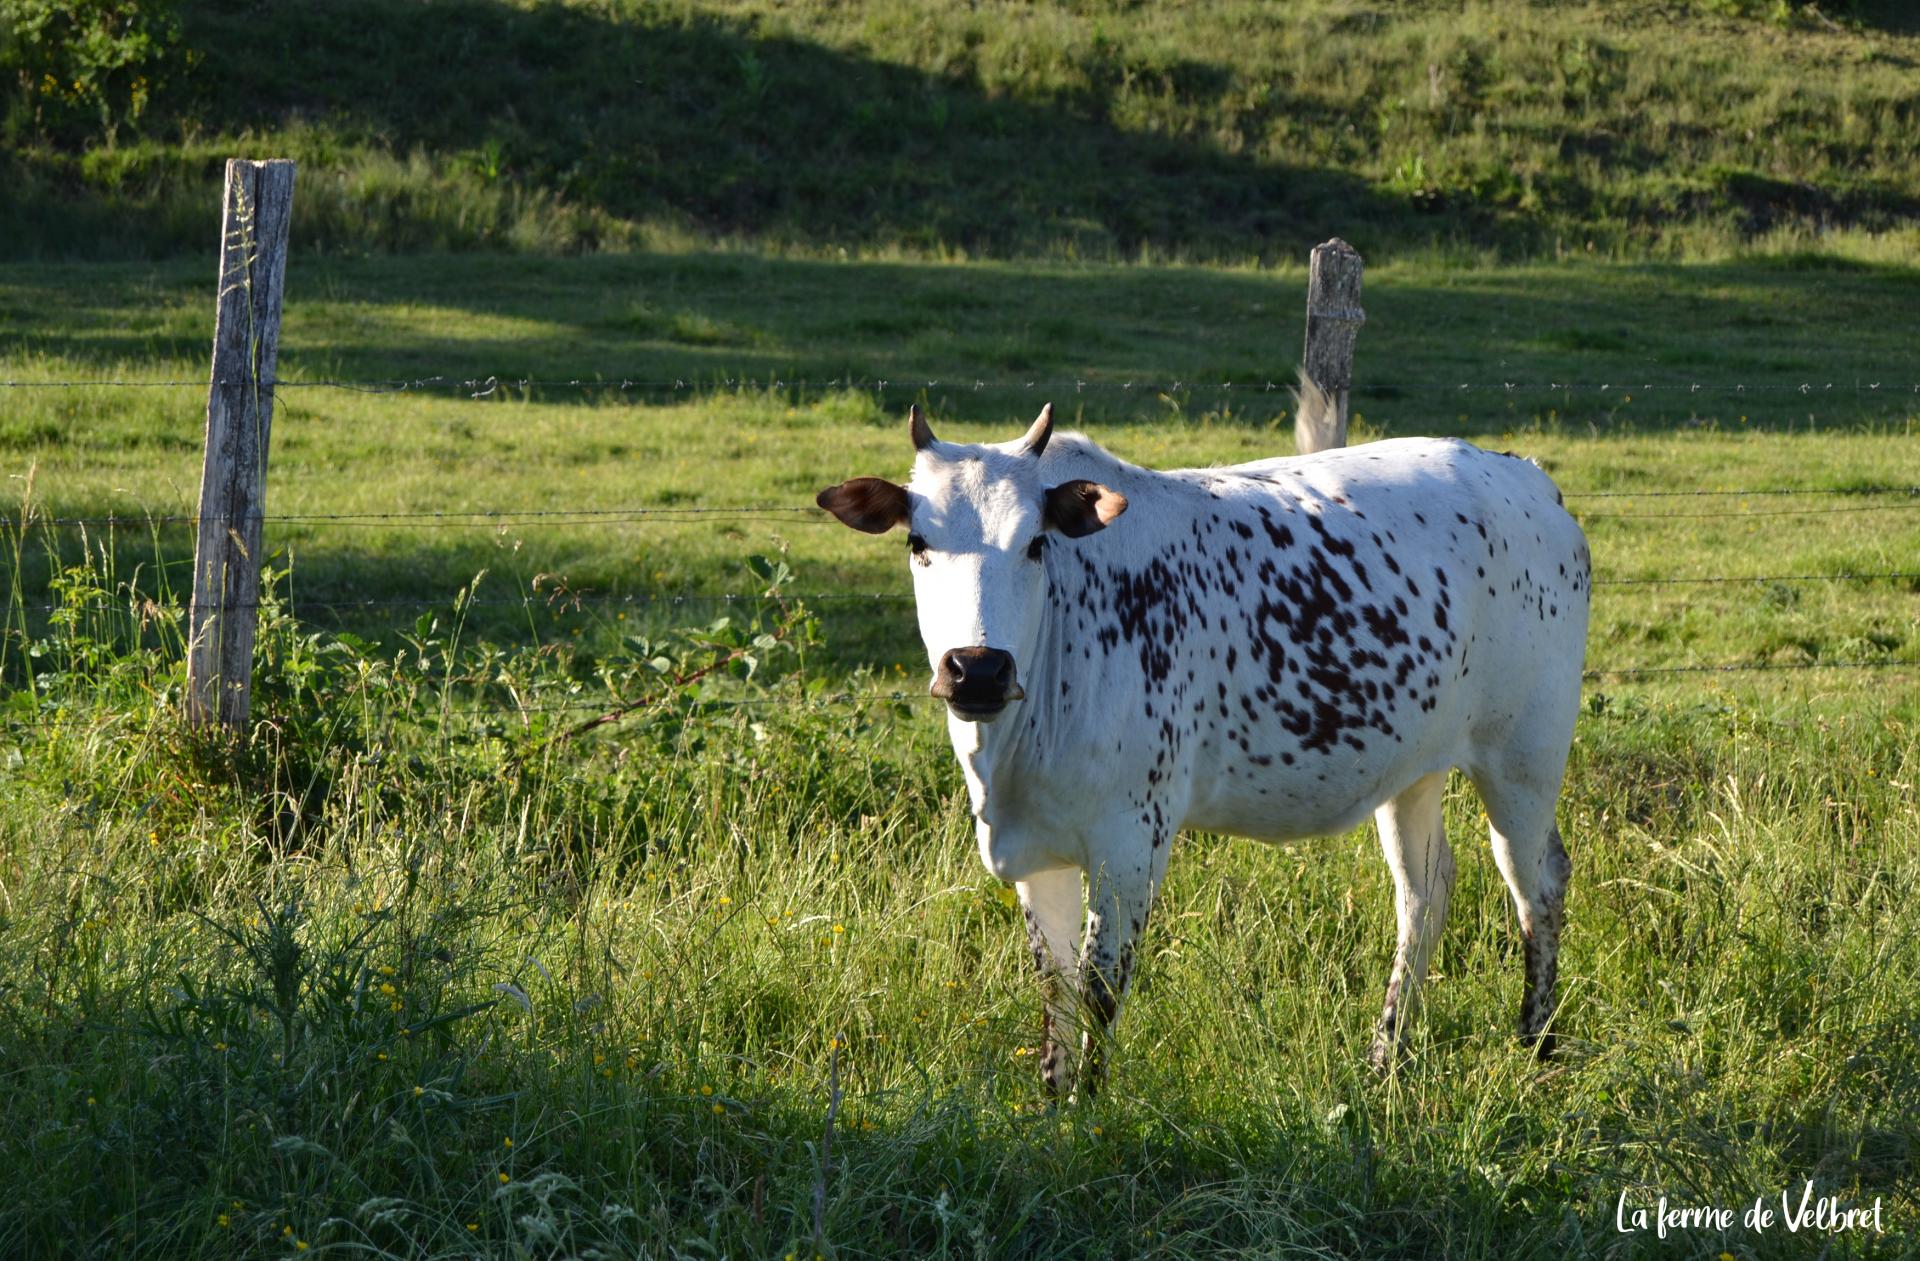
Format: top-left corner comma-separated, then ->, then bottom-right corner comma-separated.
187,158 -> 295,732
1298,237 -> 1365,453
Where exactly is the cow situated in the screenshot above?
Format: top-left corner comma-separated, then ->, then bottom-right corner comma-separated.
816,383 -> 1590,1097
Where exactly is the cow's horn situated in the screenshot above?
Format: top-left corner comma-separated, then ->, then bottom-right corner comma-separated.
1019,403 -> 1053,458
910,403 -> 937,451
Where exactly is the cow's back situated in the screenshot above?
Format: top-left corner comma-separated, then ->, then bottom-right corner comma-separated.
1141,438 -> 1588,842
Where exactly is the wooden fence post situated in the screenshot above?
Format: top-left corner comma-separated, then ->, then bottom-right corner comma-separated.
187,158 -> 295,732
1299,237 -> 1365,453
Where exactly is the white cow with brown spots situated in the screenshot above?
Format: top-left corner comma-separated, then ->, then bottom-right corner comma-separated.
818,391 -> 1590,1096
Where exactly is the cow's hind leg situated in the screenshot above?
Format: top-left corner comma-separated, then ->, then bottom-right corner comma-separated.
1016,866 -> 1083,1098
1472,777 -> 1572,1059
1369,771 -> 1456,1072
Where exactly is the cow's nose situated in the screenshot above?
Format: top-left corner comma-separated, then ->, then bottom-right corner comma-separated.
931,647 -> 1023,719
941,647 -> 1014,691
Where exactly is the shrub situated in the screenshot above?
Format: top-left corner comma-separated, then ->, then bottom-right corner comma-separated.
1,0 -> 182,146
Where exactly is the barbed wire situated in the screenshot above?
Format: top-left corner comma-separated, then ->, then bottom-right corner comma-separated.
1562,486 -> 1918,499
9,592 -> 912,613
1594,571 -> 1920,587
8,568 -> 1917,616
3,664 -> 1908,722
15,490 -> 1920,530
410,658 -> 1920,716
1584,659 -> 1920,678
16,568 -> 1914,616
1576,501 -> 1920,520
6,374 -> 1920,397
21,508 -> 828,529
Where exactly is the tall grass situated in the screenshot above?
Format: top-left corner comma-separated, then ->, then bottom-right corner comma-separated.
0,463 -> 1913,1257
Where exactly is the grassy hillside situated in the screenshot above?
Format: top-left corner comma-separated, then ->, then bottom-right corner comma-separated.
6,0 -> 1920,262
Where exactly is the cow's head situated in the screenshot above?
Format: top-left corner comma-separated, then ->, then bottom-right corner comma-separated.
817,404 -> 1127,722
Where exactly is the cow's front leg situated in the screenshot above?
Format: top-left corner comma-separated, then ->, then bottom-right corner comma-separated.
1369,772 -> 1455,1071
1074,852 -> 1159,1098
1015,866 -> 1084,1098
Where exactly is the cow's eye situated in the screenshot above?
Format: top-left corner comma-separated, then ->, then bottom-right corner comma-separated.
1026,536 -> 1045,561
908,533 -> 930,565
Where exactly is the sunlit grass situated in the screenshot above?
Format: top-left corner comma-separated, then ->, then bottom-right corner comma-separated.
0,249 -> 1915,1256
0,563 -> 1912,1254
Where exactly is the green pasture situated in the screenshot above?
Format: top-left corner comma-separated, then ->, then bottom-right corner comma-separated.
2,251 -> 1917,671
3,0 -> 1920,1252
0,249 -> 1915,1257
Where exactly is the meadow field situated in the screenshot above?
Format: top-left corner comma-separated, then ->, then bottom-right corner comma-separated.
3,1 -> 1920,1257
0,248 -> 1915,1258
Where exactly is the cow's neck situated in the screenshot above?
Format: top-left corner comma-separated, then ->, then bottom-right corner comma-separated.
952,551 -> 1080,809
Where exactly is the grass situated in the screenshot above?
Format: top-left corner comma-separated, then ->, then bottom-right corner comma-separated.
0,634 -> 1914,1257
3,250 -> 1917,668
5,3 -> 1918,1252
0,246 -> 1917,1256
7,0 -> 1920,264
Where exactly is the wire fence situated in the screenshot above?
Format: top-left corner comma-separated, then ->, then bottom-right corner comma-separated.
11,577 -> 1917,690
317,653 -> 1920,723
11,571 -> 1920,615
4,370 -> 1917,704
19,485 -> 1920,530
8,375 -> 1920,397
410,651 -> 1920,719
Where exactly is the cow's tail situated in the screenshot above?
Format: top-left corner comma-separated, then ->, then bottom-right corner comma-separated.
1292,368 -> 1346,455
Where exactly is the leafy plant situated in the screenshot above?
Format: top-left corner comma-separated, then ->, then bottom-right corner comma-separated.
1386,152 -> 1445,213
1,0 -> 182,144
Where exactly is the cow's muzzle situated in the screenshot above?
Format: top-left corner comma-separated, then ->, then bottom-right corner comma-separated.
931,646 -> 1024,722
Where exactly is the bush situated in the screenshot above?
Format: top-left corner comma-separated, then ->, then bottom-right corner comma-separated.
1,0 -> 182,145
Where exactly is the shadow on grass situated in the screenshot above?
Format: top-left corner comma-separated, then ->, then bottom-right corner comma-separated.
0,513 -> 923,682
1843,0 -> 1920,35
6,251 -> 1920,434
1,0 -> 1442,264
0,954 -> 1567,1257
0,846 -> 1912,1259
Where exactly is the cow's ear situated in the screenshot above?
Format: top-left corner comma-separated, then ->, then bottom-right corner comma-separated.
817,477 -> 910,534
1043,480 -> 1128,539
